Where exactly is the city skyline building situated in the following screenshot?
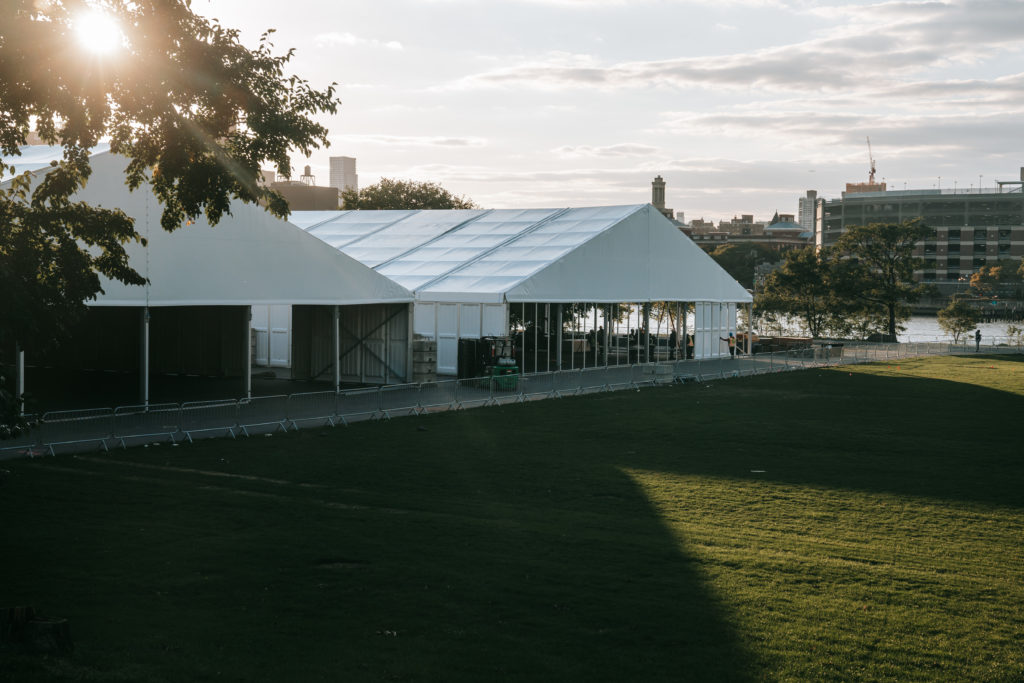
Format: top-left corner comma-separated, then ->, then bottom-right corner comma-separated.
329,156 -> 358,195
819,169 -> 1024,290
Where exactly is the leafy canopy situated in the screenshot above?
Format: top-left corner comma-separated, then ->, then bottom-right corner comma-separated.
834,220 -> 933,337
937,297 -> 979,344
341,178 -> 478,210
756,246 -> 855,338
1,0 -> 340,429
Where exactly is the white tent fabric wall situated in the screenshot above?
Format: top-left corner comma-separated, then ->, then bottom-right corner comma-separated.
2,147 -> 416,402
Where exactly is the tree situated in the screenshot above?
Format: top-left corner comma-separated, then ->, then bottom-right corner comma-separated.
706,243 -> 778,290
1,0 -> 340,433
971,261 -> 1023,297
341,178 -> 477,210
937,297 -> 979,343
834,220 -> 933,338
755,247 -> 854,338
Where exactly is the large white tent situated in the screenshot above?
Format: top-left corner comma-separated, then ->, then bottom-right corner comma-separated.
3,147 -> 414,402
293,204 -> 752,375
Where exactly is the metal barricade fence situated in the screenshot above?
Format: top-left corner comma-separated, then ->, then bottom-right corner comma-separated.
519,372 -> 556,400
180,399 -> 238,442
38,408 -> 114,455
455,377 -> 493,409
237,395 -> 290,436
489,372 -> 522,405
0,418 -> 41,456
337,386 -> 381,423
553,368 -> 583,397
287,391 -> 339,428
604,365 -> 636,390
114,403 -> 180,447
417,380 -> 458,413
380,384 -> 421,418
578,367 -> 609,394
11,340 -> 1022,458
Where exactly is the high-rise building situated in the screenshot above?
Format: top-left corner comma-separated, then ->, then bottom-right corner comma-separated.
798,190 -> 824,247
820,168 -> 1024,289
329,156 -> 358,195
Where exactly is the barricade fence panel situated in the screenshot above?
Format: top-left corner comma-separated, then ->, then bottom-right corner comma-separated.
578,367 -> 609,393
0,418 -> 41,455
380,384 -> 421,417
455,377 -> 493,409
553,369 -> 582,396
237,395 -> 291,435
39,407 -> 114,454
519,372 -> 556,400
180,400 -> 239,441
114,403 -> 181,446
11,341 -> 1021,457
338,387 -> 381,422
287,391 -> 339,428
418,381 -> 458,412
489,372 -> 522,405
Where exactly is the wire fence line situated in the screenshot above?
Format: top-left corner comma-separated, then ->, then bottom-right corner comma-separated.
2,341 -> 1021,458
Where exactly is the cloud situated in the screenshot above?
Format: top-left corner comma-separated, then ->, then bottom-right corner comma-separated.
330,134 -> 487,147
553,143 -> 661,158
314,32 -> 404,50
441,1 -> 1024,93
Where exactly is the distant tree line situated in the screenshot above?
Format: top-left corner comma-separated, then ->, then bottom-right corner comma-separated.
754,220 -> 934,339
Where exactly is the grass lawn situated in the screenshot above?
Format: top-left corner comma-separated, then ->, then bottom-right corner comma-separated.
1,355 -> 1022,681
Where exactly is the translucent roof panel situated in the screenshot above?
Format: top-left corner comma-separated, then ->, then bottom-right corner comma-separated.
2,144 -> 110,182
302,210 -> 419,252
340,209 -> 488,268
376,208 -> 563,290
288,210 -> 348,230
420,205 -> 642,296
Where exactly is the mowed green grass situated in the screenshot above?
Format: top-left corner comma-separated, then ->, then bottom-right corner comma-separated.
2,355 -> 1023,682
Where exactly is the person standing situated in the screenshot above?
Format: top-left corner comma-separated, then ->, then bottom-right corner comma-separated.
669,329 -> 678,360
975,328 -> 982,352
720,332 -> 736,358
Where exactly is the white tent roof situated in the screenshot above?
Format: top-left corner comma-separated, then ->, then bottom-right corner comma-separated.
295,204 -> 752,305
2,147 -> 413,307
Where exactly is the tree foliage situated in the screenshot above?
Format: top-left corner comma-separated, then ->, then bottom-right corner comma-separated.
341,178 -> 477,210
707,243 -> 778,289
1,0 -> 340,434
970,261 -> 1023,297
937,297 -> 979,344
755,247 -> 855,338
834,220 -> 933,337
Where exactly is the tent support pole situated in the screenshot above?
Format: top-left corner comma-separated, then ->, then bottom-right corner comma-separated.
556,304 -> 563,371
643,303 -> 650,364
533,302 -> 538,375
15,342 -> 25,416
333,305 -> 341,392
406,303 -> 414,383
682,302 -> 688,361
747,302 -> 753,355
140,308 -> 150,407
245,307 -> 252,400
545,303 -> 551,372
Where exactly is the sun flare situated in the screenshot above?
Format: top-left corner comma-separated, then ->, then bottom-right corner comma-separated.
74,11 -> 123,55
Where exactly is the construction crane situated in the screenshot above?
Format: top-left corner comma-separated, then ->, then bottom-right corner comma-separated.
866,136 -> 877,184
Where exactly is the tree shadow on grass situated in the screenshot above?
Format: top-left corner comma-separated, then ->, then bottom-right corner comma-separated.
0,407 -> 763,682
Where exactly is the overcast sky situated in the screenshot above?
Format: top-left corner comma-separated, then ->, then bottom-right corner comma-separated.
200,0 -> 1024,222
